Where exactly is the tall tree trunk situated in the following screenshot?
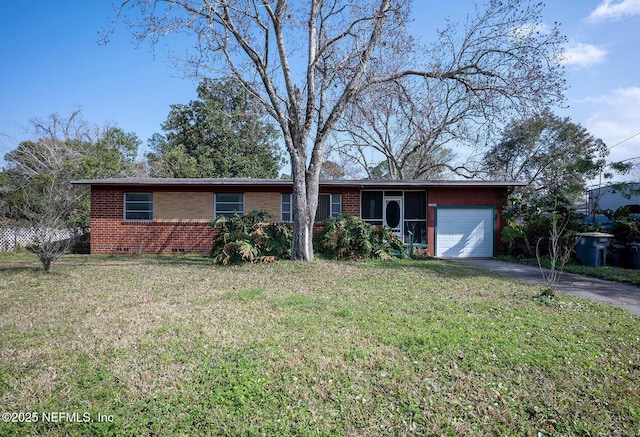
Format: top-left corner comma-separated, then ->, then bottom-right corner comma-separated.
291,154 -> 314,261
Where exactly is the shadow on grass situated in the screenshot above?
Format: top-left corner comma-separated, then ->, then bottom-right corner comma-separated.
1,253 -> 127,272
0,251 -> 510,283
0,259 -> 75,277
372,256 -> 502,281
0,253 -> 217,278
0,265 -> 46,276
146,254 -> 214,267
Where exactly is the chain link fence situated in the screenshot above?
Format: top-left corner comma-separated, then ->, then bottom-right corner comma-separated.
0,224 -> 85,253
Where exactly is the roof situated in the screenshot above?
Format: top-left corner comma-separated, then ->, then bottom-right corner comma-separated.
71,177 -> 525,189
587,182 -> 640,194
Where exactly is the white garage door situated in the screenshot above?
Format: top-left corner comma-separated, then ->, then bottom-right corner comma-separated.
436,208 -> 494,257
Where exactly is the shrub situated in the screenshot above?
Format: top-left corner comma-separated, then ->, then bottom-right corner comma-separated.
315,213 -> 405,260
500,195 -> 583,258
610,206 -> 640,243
210,210 -> 292,264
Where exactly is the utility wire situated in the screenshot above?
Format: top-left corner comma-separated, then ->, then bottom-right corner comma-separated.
619,155 -> 640,163
602,133 -> 640,167
609,131 -> 640,149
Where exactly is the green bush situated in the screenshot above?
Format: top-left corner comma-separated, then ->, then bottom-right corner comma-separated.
210,210 -> 292,264
610,206 -> 640,243
314,213 -> 405,260
500,195 -> 583,258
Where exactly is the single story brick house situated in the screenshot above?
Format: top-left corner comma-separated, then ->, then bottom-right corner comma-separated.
71,178 -> 522,257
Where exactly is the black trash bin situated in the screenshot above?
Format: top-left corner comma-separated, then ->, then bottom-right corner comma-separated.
575,233 -> 614,267
610,244 -> 626,267
626,242 -> 640,269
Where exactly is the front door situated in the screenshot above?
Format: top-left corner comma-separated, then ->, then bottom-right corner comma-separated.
384,196 -> 403,240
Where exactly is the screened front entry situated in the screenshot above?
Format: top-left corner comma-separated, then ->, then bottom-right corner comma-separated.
361,191 -> 427,244
384,196 -> 403,238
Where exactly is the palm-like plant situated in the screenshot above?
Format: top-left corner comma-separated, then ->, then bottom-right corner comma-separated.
315,213 -> 405,260
210,211 -> 292,264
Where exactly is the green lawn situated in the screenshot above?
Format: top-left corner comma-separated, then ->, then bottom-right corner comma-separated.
1,254 -> 639,436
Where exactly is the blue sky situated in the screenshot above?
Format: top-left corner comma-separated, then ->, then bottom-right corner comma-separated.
1,1 -> 639,180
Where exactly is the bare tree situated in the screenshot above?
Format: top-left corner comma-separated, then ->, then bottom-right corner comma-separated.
5,120 -> 83,271
536,199 -> 578,298
334,1 -> 566,180
6,111 -> 86,177
16,173 -> 79,272
319,146 -> 364,180
108,0 -> 565,260
629,162 -> 640,182
3,113 -> 85,271
333,79 -> 461,180
3,111 -> 141,271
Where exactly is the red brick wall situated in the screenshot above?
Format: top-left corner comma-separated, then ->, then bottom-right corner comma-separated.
426,187 -> 506,256
342,189 -> 360,216
90,188 -> 216,255
89,187 -> 355,255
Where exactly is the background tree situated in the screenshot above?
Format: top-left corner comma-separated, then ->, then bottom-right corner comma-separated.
481,112 -> 608,205
146,78 -> 284,178
319,148 -> 363,180
331,0 -> 566,181
483,112 -> 622,261
146,136 -> 198,178
334,79 -> 460,180
111,0 -> 565,260
1,111 -> 140,271
319,161 -> 346,180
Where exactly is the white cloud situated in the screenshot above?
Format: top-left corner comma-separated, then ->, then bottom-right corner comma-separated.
561,43 -> 607,67
584,87 -> 640,164
589,0 -> 640,22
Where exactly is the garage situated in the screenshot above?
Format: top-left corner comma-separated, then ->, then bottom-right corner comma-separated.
436,208 -> 495,257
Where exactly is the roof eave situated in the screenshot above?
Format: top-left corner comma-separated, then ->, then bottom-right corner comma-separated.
71,178 -> 526,189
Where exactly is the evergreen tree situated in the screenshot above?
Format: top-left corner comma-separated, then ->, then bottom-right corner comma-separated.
147,79 -> 284,178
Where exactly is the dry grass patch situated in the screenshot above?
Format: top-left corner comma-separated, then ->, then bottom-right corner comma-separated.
0,254 -> 639,436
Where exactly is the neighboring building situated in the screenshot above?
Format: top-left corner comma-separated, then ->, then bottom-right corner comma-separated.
587,183 -> 640,214
71,178 -> 522,258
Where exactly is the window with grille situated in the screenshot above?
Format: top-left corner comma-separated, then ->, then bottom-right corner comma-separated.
124,193 -> 153,221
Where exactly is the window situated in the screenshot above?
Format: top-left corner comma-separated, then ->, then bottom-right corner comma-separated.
281,194 -> 293,222
404,191 -> 427,244
404,191 -> 426,219
315,194 -> 342,221
215,193 -> 244,217
124,193 -> 153,221
281,193 -> 341,222
361,191 -> 383,226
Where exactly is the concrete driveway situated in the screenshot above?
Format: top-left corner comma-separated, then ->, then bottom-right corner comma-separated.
451,258 -> 640,316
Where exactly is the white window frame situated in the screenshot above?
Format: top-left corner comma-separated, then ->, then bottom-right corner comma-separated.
214,193 -> 244,218
281,193 -> 293,222
124,192 -> 153,221
330,194 -> 342,217
282,193 -> 342,222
